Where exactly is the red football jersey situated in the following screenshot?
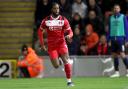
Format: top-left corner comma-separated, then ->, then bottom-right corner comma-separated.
38,15 -> 73,48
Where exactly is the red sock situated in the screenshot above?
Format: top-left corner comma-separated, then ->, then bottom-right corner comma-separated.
64,63 -> 71,79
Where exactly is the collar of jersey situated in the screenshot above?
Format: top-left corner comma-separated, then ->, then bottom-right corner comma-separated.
51,15 -> 60,20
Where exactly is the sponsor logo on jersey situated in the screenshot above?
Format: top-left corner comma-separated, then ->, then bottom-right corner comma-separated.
45,20 -> 64,27
45,20 -> 64,31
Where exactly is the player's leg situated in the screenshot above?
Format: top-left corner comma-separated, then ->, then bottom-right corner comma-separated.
48,50 -> 60,69
58,47 -> 74,86
110,52 -> 120,77
19,67 -> 30,78
110,40 -> 120,77
120,52 -> 128,77
119,43 -> 128,77
50,59 -> 60,69
60,53 -> 74,86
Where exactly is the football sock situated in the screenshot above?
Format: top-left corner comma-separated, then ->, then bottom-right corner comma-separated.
114,57 -> 119,71
67,79 -> 71,83
64,63 -> 71,82
115,71 -> 119,74
126,69 -> 128,73
122,57 -> 128,69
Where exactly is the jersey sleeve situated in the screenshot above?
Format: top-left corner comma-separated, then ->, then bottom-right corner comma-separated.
63,17 -> 73,38
38,19 -> 46,46
40,19 -> 47,29
63,17 -> 70,30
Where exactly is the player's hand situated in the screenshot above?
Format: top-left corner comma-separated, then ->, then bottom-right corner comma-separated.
41,45 -> 47,51
65,35 -> 70,40
108,41 -> 111,47
80,45 -> 86,53
65,35 -> 72,43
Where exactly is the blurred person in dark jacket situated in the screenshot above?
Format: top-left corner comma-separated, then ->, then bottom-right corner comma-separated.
84,10 -> 105,37
58,0 -> 72,21
72,0 -> 88,19
35,0 -> 51,27
87,0 -> 103,20
71,13 -> 84,34
68,26 -> 81,55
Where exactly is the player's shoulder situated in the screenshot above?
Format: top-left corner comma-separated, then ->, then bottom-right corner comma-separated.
119,13 -> 125,18
60,16 -> 69,23
40,15 -> 51,24
43,16 -> 51,21
59,15 -> 67,20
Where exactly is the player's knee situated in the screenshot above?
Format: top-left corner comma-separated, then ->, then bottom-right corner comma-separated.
54,65 -> 59,69
120,52 -> 126,58
61,57 -> 70,64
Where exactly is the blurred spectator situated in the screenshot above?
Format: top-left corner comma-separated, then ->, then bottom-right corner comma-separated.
104,11 -> 112,35
79,24 -> 99,55
34,0 -> 51,49
51,0 -> 59,2
97,35 -> 109,55
120,0 -> 128,14
84,10 -> 105,36
68,27 -> 81,55
101,0 -> 115,14
69,0 -> 87,4
96,0 -> 102,9
18,44 -> 44,78
72,0 -> 88,19
35,0 -> 51,27
101,0 -> 123,14
58,0 -> 72,21
71,13 -> 84,33
87,0 -> 103,20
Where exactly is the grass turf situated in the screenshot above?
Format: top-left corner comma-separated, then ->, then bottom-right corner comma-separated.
0,77 -> 128,89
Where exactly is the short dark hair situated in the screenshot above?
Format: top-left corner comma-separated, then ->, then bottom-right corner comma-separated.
113,4 -> 120,8
51,2 -> 59,9
21,44 -> 28,52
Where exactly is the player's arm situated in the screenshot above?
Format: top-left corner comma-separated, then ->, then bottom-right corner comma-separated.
64,17 -> 73,40
124,16 -> 128,46
38,27 -> 44,46
65,27 -> 73,40
37,20 -> 47,51
17,59 -> 29,67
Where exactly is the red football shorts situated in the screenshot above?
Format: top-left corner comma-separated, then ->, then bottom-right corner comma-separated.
48,45 -> 68,60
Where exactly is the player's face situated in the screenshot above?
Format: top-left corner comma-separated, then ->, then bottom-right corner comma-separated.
100,35 -> 106,44
22,49 -> 28,56
113,5 -> 120,14
52,4 -> 60,16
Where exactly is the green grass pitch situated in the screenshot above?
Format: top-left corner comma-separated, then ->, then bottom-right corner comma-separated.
0,77 -> 128,89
